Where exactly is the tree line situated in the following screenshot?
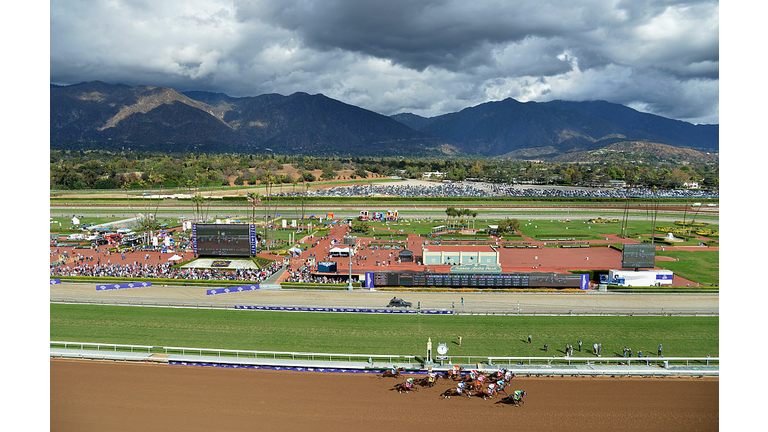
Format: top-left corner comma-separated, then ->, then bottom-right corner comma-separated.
50,150 -> 718,191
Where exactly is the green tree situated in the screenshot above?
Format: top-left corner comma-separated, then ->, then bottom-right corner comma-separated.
497,218 -> 520,234
320,167 -> 336,180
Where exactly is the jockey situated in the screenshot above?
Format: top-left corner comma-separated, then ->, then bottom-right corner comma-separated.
487,382 -> 496,395
457,381 -> 465,394
428,372 -> 436,383
405,378 -> 414,389
514,390 -> 527,400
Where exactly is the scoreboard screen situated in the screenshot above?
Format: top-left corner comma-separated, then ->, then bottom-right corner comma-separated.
194,224 -> 254,257
373,272 -> 585,288
621,244 -> 656,268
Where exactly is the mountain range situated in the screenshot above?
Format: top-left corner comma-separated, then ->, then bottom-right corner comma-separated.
50,81 -> 718,160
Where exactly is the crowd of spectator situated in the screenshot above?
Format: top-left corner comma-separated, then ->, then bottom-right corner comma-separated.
50,260 -> 284,282
285,268 -> 356,284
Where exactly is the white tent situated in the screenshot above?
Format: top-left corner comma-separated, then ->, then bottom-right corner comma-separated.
168,254 -> 183,261
329,246 -> 351,257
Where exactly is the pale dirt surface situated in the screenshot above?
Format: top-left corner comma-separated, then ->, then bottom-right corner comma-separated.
49,283 -> 719,314
50,359 -> 718,432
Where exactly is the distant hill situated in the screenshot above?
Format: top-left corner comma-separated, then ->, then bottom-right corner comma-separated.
51,82 -> 442,156
548,141 -> 719,165
394,98 -> 718,158
50,81 -> 718,159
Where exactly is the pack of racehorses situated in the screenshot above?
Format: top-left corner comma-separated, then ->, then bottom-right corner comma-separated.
383,366 -> 527,406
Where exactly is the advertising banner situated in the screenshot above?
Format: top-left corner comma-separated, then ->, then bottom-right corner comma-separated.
206,284 -> 260,295
234,305 -> 453,314
96,282 -> 152,291
249,224 -> 258,255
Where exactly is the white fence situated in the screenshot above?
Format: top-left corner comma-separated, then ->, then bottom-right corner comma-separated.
51,341 -> 154,353
50,341 -> 414,365
486,355 -> 718,368
50,341 -> 717,369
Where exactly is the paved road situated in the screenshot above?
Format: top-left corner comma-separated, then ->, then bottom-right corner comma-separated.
51,283 -> 718,315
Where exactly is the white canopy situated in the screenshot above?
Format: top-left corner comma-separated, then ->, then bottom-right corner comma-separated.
329,246 -> 351,256
168,254 -> 183,261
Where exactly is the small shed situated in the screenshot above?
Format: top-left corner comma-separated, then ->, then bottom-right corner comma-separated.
398,249 -> 414,262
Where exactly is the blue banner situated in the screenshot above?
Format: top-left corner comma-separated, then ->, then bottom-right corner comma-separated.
96,281 -> 152,291
207,284 -> 260,295
580,273 -> 589,290
50,279 -> 61,285
234,305 -> 453,314
249,224 -> 257,255
192,223 -> 197,254
365,272 -> 374,288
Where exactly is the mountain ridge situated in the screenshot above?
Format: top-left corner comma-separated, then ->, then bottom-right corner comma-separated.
50,81 -> 718,159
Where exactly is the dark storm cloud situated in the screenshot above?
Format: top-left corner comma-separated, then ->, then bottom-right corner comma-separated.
50,0 -> 719,124
237,0 -> 604,71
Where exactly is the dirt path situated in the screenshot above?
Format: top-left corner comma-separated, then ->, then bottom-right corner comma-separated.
50,359 -> 718,432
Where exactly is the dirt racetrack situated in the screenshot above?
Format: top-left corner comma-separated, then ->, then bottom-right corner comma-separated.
51,359 -> 718,432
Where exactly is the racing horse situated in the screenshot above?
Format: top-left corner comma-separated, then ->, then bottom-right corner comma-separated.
489,371 -> 516,384
444,366 -> 464,381
473,387 -> 494,400
392,380 -> 419,394
492,380 -> 509,396
464,379 -> 484,393
415,374 -> 440,388
499,390 -> 527,407
441,387 -> 470,399
381,367 -> 405,378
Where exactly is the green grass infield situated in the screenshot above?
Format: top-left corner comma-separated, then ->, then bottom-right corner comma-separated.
50,304 -> 718,358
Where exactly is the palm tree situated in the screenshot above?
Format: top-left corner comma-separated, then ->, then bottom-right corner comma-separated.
191,194 -> 206,223
261,171 -> 275,247
247,192 -> 261,224
445,207 -> 456,229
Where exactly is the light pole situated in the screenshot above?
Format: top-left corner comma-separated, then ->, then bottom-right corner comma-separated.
343,235 -> 357,290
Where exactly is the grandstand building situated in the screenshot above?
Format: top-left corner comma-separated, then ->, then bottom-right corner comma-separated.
421,245 -> 499,266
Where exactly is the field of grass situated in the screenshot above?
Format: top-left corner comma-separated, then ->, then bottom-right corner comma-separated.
367,217 -> 716,246
51,304 -> 718,358
654,250 -> 719,286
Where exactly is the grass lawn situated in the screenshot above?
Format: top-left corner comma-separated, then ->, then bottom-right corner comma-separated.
654,250 -> 719,286
51,304 -> 718,358
364,218 -> 717,244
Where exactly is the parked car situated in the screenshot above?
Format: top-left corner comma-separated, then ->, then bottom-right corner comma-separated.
387,297 -> 412,308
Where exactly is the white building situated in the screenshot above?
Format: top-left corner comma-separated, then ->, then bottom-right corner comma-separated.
422,171 -> 446,179
604,269 -> 674,287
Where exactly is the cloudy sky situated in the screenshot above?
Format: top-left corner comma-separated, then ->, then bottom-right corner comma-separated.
50,0 -> 719,124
